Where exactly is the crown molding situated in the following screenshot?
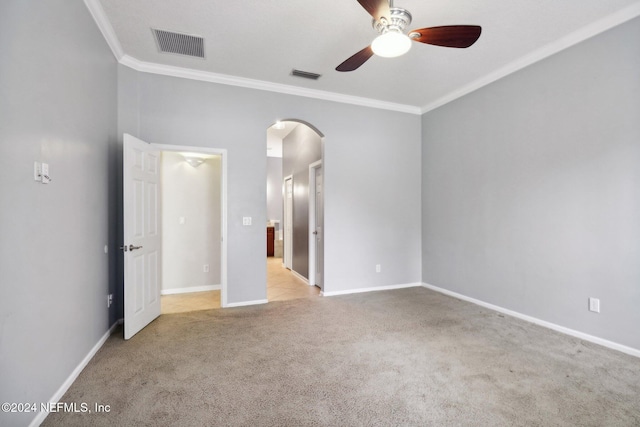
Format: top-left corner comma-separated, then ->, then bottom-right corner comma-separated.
119,55 -> 421,114
421,2 -> 640,114
83,0 -> 419,115
83,0 -> 124,60
85,0 -> 639,117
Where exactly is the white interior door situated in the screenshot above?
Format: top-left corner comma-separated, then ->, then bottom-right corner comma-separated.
284,176 -> 293,270
314,166 -> 324,289
123,134 -> 162,340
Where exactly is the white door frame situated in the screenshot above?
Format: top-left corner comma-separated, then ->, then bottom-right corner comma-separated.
155,143 -> 229,307
283,175 -> 293,270
308,160 -> 323,289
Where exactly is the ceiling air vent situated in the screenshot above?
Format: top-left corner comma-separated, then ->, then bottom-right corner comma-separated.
152,28 -> 205,58
291,69 -> 322,80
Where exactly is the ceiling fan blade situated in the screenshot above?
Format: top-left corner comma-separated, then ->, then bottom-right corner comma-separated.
336,46 -> 374,72
409,25 -> 482,48
357,0 -> 391,22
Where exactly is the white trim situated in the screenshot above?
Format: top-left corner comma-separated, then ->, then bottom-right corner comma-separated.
321,282 -> 422,297
153,142 -> 229,308
161,285 -> 221,295
291,269 -> 310,285
422,282 -> 640,359
282,175 -> 294,271
83,0 -> 124,60
81,0 -> 420,116
225,299 -> 269,308
308,160 -> 323,290
29,321 -> 120,427
421,3 -> 640,114
86,0 -> 640,117
120,55 -> 420,115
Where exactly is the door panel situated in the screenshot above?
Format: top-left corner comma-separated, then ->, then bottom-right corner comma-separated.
147,182 -> 158,236
124,134 -> 162,340
133,255 -> 144,313
147,251 -> 159,305
133,180 -> 144,238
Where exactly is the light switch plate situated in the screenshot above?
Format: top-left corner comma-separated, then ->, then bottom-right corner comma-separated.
242,217 -> 252,226
41,163 -> 50,184
34,161 -> 42,181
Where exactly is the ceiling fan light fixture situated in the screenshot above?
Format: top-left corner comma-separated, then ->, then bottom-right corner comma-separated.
371,31 -> 412,58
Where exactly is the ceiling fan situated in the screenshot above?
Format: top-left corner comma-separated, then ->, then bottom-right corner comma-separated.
336,0 -> 482,72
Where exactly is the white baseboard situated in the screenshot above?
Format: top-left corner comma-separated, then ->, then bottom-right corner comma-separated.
291,270 -> 309,285
321,282 -> 422,297
29,321 -> 120,427
224,299 -> 268,308
422,282 -> 640,359
161,284 -> 221,295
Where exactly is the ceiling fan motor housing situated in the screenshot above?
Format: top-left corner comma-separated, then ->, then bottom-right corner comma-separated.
372,8 -> 412,34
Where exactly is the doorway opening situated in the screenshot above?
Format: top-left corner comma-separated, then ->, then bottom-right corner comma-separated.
123,135 -> 227,339
159,150 -> 224,314
265,120 -> 324,301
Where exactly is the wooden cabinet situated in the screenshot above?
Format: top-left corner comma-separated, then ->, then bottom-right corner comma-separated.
267,226 -> 274,257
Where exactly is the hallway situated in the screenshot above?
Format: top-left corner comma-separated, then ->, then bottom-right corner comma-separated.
161,257 -> 320,314
266,257 -> 321,301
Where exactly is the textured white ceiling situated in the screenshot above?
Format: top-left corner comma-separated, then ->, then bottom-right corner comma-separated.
98,0 -> 640,110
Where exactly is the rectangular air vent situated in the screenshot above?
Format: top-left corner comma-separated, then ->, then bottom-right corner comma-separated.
291,69 -> 322,80
152,28 -> 205,58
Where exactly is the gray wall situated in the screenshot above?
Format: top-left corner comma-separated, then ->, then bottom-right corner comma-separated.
117,68 -> 422,302
162,153 -> 222,291
266,156 -> 283,225
421,17 -> 640,350
0,1 -> 118,426
283,125 -> 322,278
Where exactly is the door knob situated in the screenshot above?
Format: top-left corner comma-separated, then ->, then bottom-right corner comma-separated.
120,244 -> 143,251
312,231 -> 318,235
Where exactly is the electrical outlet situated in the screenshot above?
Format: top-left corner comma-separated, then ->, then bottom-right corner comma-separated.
375,264 -> 381,273
588,297 -> 600,313
107,294 -> 113,308
203,264 -> 210,273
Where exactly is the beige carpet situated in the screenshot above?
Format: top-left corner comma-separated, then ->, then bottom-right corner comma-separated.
43,288 -> 640,426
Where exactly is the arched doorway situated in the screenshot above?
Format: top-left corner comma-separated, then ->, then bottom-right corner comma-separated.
266,119 -> 324,301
